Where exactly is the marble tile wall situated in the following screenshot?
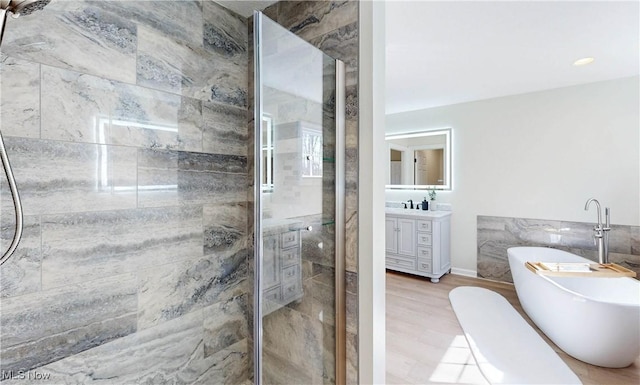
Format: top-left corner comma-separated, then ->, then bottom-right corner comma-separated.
257,1 -> 359,383
477,215 -> 640,282
0,0 -> 250,383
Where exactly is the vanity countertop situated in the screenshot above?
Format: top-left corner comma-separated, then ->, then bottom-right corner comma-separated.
263,218 -> 304,233
385,207 -> 452,218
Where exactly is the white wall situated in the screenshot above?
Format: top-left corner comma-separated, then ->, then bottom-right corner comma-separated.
386,76 -> 640,273
359,0 -> 386,383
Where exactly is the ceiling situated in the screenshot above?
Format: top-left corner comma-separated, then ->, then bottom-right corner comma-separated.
216,1 -> 639,116
385,1 -> 640,115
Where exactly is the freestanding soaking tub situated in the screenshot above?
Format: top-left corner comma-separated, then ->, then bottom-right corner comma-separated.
508,246 -> 640,368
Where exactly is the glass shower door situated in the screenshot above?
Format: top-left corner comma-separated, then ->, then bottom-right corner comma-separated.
254,12 -> 345,385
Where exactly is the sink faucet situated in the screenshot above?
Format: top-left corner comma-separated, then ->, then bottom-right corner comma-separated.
584,198 -> 611,264
407,199 -> 414,209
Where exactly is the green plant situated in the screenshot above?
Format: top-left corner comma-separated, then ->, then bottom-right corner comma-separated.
428,189 -> 436,201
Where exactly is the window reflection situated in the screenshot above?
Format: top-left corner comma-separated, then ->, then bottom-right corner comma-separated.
301,128 -> 322,178
262,115 -> 274,192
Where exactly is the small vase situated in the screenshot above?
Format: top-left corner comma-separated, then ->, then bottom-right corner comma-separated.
429,201 -> 436,211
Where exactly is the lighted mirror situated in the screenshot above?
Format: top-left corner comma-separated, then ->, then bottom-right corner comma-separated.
386,128 -> 452,190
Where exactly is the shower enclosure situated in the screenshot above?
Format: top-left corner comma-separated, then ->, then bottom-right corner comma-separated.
253,12 -> 346,384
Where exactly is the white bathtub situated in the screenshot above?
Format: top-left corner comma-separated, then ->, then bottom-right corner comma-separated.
508,246 -> 640,368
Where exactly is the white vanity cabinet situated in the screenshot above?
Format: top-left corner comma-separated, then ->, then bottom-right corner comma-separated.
385,209 -> 451,283
385,217 -> 417,257
263,220 -> 304,315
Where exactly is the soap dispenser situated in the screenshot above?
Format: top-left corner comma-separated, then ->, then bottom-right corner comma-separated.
421,197 -> 429,211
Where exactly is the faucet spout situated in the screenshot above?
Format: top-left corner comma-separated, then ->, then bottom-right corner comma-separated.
584,198 -> 611,264
584,198 -> 602,226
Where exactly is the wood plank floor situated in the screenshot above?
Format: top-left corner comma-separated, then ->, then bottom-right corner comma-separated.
385,271 -> 640,385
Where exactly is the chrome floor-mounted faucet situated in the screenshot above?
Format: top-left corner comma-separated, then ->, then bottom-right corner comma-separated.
584,198 -> 611,264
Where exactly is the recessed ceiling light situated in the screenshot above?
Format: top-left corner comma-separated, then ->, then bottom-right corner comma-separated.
573,57 -> 595,66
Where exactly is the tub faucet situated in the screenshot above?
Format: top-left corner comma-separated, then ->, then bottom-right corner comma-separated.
584,198 -> 611,264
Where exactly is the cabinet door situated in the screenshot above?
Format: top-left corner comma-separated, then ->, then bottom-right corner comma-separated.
397,218 -> 416,257
385,217 -> 398,254
262,234 -> 280,289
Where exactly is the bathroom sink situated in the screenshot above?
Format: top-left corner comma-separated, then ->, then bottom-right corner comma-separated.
385,207 -> 451,217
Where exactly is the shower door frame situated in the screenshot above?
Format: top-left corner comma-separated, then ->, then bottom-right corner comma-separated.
252,11 -> 347,385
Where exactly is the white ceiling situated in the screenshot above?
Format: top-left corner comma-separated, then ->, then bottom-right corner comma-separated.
217,1 -> 639,116
385,1 -> 640,115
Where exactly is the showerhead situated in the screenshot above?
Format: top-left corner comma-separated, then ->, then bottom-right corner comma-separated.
2,0 -> 50,16
0,0 -> 50,45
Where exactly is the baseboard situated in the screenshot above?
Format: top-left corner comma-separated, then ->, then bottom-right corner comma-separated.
450,267 -> 477,278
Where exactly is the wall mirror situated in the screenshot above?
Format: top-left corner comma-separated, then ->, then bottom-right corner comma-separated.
385,128 -> 452,190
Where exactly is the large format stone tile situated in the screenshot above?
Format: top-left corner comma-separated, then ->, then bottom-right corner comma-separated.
40,65 -> 114,143
1,0 -> 255,381
138,149 -> 248,207
2,0 -> 137,83
203,0 -> 248,58
276,1 -> 358,42
203,294 -> 250,357
631,226 -> 640,255
263,348 -> 313,385
0,55 -> 40,138
0,215 -> 42,298
192,338 -> 251,385
137,250 -> 248,331
41,65 -> 204,151
137,149 -> 248,208
109,83 -> 204,152
0,308 -> 250,385
137,258 -> 209,330
478,216 -> 640,282
263,306 -> 324,380
308,22 -> 359,70
176,164 -> 248,206
345,210 -> 358,273
41,206 -> 203,289
88,0 -> 204,47
178,151 -> 247,174
0,274 -> 137,373
0,138 -> 137,216
202,101 -> 248,156
345,330 -> 358,384
137,24 -> 247,106
204,203 -> 248,258
137,149 -> 181,208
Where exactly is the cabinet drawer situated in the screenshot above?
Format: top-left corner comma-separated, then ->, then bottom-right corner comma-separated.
417,232 -> 432,246
281,231 -> 299,249
263,286 -> 280,303
282,280 -> 302,301
417,220 -> 432,232
281,265 -> 300,283
417,258 -> 432,273
280,247 -> 300,267
386,255 -> 416,270
417,247 -> 432,259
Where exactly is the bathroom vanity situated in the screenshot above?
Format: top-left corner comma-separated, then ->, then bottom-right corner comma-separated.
385,208 -> 451,282
262,219 -> 304,315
